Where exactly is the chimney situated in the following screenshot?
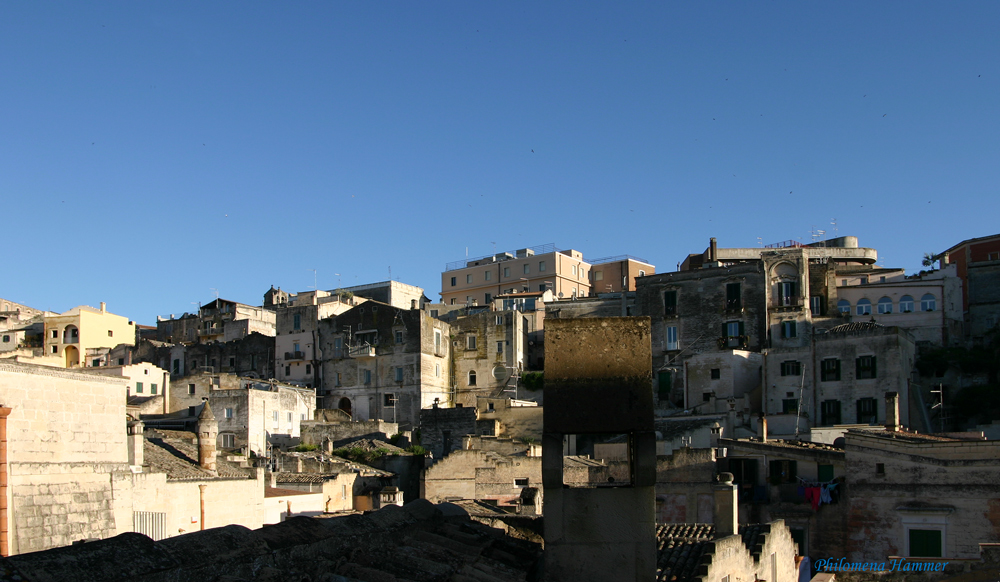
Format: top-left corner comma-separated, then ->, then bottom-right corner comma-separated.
713,472 -> 738,538
196,402 -> 218,472
268,472 -> 277,488
127,420 -> 144,468
885,392 -> 900,432
759,414 -> 768,443
100,302 -> 107,313
709,238 -> 718,262
709,422 -> 723,449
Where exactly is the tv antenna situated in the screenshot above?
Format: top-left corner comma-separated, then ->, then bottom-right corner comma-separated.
308,269 -> 317,290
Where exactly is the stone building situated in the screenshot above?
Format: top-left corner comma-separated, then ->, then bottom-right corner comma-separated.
940,232 -> 1000,316
82,362 -> 172,412
270,288 -> 362,390
43,302 -> 136,368
844,427 -> 1000,561
317,301 -> 452,428
764,322 -> 917,433
448,308 -> 529,407
119,332 -> 276,381
155,298 -> 275,345
967,256 -> 1000,340
210,381 -> 316,455
0,299 -> 47,355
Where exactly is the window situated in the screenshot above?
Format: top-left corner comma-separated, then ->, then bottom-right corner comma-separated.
899,295 -> 914,312
810,296 -> 825,315
908,529 -> 943,558
466,274 -> 473,284
229,356 -> 236,368
136,382 -> 143,393
594,270 -> 603,281
877,297 -> 893,314
434,329 -> 442,351
496,341 -> 504,354
395,331 -> 403,344
710,368 -> 721,380
664,291 -> 677,315
726,283 -> 742,311
468,370 -> 477,386
285,365 -> 291,376
51,329 -> 58,339
837,299 -> 850,314
856,298 -> 872,315
118,358 -> 125,365
820,400 -> 841,425
430,309 -> 438,317
287,412 -> 292,424
514,478 -> 529,487
857,398 -> 878,423
188,384 -> 196,395
778,281 -> 797,305
92,359 -> 101,367
221,433 -> 235,448
466,335 -> 477,350
860,276 -> 869,285
495,315 -> 504,325
293,313 -> 301,330
225,407 -> 233,419
856,355 -> 877,379
150,383 -> 157,395
384,393 -> 396,408
484,293 -> 492,303
782,399 -> 798,414
108,330 -> 113,337
503,267 -> 510,278
768,459 -> 797,484
450,277 -> 457,287
435,363 -> 441,377
305,364 -> 311,374
781,321 -> 797,338
395,367 -> 403,382
272,410 -> 279,424
639,270 -> 645,277
523,264 -> 530,274
539,261 -> 546,272
189,406 -> 196,417
1,335 -> 8,343
780,361 -> 801,377
572,265 -> 577,275
821,359 -> 841,382
364,370 -> 372,384
666,326 -> 678,350
725,321 -> 743,337
876,463 -> 885,475
51,345 -> 57,354
484,270 -> 492,281
702,392 -> 712,402
921,294 -> 936,311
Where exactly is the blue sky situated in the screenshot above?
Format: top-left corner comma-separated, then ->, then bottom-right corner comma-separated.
2,2 -> 998,324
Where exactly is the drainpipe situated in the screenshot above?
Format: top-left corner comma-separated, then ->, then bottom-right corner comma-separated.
0,406 -> 11,557
198,484 -> 207,531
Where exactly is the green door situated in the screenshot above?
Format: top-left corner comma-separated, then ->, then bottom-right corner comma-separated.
909,529 -> 942,557
817,464 -> 834,482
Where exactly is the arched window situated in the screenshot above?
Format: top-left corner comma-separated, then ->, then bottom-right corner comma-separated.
468,370 -> 477,386
837,299 -> 851,314
921,294 -> 936,312
899,295 -> 914,313
877,297 -> 893,314
856,298 -> 872,316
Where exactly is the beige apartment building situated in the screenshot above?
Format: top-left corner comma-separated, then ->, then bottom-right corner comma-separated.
43,302 -> 135,368
440,244 -> 653,306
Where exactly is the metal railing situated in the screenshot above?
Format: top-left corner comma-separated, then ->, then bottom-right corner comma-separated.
348,343 -> 375,358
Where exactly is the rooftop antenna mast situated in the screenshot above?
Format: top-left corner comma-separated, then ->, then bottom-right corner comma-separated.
831,218 -> 838,239
308,269 -> 317,290
210,288 -> 219,300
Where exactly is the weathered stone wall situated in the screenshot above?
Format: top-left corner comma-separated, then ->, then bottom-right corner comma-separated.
299,420 -> 399,447
845,431 -> 1000,561
654,448 -> 716,523
421,449 -> 487,502
0,363 -> 130,554
419,406 -> 476,459
449,311 -> 527,408
474,398 -> 543,441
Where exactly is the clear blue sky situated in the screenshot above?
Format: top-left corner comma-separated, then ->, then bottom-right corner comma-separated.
3,2 -> 998,324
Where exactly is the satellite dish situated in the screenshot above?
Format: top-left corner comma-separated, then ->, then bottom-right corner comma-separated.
492,365 -> 508,382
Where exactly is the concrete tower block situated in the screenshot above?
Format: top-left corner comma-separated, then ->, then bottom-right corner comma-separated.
197,402 -> 218,473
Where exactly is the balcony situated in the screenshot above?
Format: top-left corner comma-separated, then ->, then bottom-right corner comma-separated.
348,343 -> 375,359
198,326 -> 223,337
717,335 -> 748,350
773,296 -> 803,311
285,351 -> 305,361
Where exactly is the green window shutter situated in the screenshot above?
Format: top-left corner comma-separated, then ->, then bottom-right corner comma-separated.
817,464 -> 834,482
722,322 -> 729,337
738,321 -> 745,336
909,529 -> 942,557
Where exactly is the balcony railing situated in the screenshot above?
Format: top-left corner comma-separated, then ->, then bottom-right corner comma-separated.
773,296 -> 802,309
198,326 -> 223,336
717,335 -> 748,350
285,351 -> 305,361
348,343 -> 375,359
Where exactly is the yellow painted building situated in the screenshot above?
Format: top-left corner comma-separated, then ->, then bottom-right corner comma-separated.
43,302 -> 135,368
